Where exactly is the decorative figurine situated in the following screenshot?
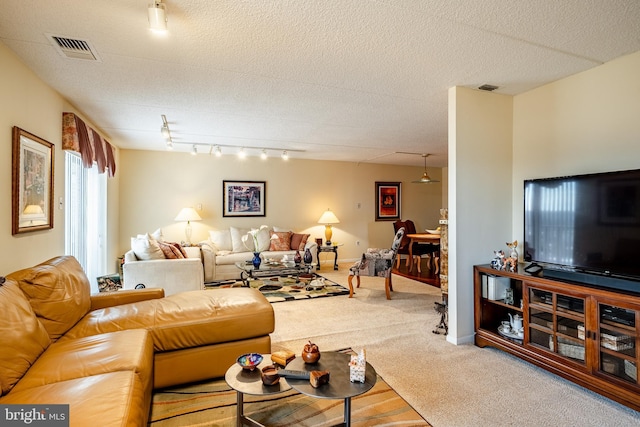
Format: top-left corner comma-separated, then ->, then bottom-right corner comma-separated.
503,240 -> 518,272
491,250 -> 505,270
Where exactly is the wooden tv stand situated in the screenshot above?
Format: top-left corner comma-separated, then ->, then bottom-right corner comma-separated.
474,264 -> 640,411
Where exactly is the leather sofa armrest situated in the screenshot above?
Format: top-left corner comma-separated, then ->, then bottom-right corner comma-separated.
90,288 -> 164,311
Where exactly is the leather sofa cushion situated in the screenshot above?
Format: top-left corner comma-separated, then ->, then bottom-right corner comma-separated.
0,371 -> 150,427
0,279 -> 51,396
62,288 -> 274,352
13,329 -> 153,392
7,256 -> 90,341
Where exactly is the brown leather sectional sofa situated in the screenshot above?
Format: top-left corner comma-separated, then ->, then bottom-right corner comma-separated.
0,256 -> 274,426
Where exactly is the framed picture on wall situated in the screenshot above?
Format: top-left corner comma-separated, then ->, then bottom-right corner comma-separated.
223,180 -> 266,217
375,181 -> 401,221
12,127 -> 54,235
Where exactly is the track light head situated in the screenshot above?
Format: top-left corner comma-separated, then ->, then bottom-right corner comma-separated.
148,1 -> 168,33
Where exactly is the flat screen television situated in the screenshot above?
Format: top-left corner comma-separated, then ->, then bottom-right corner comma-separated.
524,169 -> 640,291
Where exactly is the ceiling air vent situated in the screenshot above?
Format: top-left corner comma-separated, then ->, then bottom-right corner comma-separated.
46,34 -> 102,61
478,84 -> 499,92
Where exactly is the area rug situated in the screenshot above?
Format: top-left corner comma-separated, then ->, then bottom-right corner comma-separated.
149,349 -> 430,426
208,274 -> 350,303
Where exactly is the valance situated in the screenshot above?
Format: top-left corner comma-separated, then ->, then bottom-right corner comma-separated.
62,112 -> 116,176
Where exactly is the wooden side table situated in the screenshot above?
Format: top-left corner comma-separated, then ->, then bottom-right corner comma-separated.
316,244 -> 342,270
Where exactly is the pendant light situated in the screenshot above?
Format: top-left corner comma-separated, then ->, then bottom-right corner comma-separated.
412,154 -> 440,183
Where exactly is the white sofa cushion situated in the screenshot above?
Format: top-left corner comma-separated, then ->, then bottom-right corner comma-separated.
209,229 -> 232,252
130,234 -> 164,260
230,227 -> 251,252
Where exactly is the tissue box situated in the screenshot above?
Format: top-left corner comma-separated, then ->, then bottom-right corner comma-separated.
349,349 -> 366,383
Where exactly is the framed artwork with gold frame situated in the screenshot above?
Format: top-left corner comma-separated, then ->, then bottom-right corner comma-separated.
12,127 -> 54,234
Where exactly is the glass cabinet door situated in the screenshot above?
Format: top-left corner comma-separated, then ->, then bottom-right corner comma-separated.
528,287 -> 586,365
597,303 -> 638,385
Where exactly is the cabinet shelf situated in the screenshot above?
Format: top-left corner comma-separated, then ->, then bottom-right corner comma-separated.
474,264 -> 640,411
482,297 -> 523,312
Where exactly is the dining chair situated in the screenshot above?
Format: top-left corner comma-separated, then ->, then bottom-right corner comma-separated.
393,219 -> 437,270
347,227 -> 404,299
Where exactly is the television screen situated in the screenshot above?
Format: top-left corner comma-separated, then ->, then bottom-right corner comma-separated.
524,169 -> 640,282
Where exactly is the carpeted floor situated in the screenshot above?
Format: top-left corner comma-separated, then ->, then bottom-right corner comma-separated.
207,274 -> 350,302
149,348 -> 430,426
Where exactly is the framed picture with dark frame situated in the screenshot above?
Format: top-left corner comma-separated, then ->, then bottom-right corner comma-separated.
375,181 -> 401,221
12,127 -> 54,235
223,180 -> 266,217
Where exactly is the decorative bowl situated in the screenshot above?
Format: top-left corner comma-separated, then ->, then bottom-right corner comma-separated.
260,364 -> 280,385
237,353 -> 263,371
426,229 -> 441,235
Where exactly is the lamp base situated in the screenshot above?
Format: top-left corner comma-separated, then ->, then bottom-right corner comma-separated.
324,225 -> 332,247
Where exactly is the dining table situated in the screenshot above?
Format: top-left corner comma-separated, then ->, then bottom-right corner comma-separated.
406,233 -> 441,273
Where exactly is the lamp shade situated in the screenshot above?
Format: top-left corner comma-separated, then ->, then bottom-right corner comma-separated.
175,207 -> 202,222
317,209 -> 340,224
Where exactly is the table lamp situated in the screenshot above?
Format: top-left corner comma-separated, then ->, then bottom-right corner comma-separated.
174,207 -> 202,245
317,208 -> 340,246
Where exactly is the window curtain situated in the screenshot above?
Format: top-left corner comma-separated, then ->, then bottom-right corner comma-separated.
62,112 -> 116,177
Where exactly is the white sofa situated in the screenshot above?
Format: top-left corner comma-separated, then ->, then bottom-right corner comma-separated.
123,246 -> 204,296
122,231 -> 205,296
202,226 -> 318,282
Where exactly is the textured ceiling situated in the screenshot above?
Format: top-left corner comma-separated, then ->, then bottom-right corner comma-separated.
1,0 -> 639,167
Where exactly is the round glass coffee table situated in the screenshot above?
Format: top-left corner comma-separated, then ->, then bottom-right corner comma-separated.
225,354 -> 290,427
285,352 -> 377,427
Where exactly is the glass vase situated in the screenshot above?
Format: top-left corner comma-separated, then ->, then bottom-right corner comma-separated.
303,248 -> 313,264
252,252 -> 262,269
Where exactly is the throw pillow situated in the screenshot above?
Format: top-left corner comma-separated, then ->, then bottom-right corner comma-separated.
209,229 -> 232,252
151,228 -> 164,242
157,241 -> 185,259
269,231 -> 292,251
130,234 -> 165,260
171,242 -> 188,258
230,227 -> 252,252
290,233 -> 310,250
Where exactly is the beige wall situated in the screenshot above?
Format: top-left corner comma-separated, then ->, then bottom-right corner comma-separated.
448,49 -> 640,344
448,86 -> 514,344
118,150 -> 444,263
0,42 -> 120,277
512,51 -> 640,241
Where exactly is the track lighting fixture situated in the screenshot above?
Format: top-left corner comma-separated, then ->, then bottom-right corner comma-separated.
157,119 -> 303,160
148,1 -> 168,33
